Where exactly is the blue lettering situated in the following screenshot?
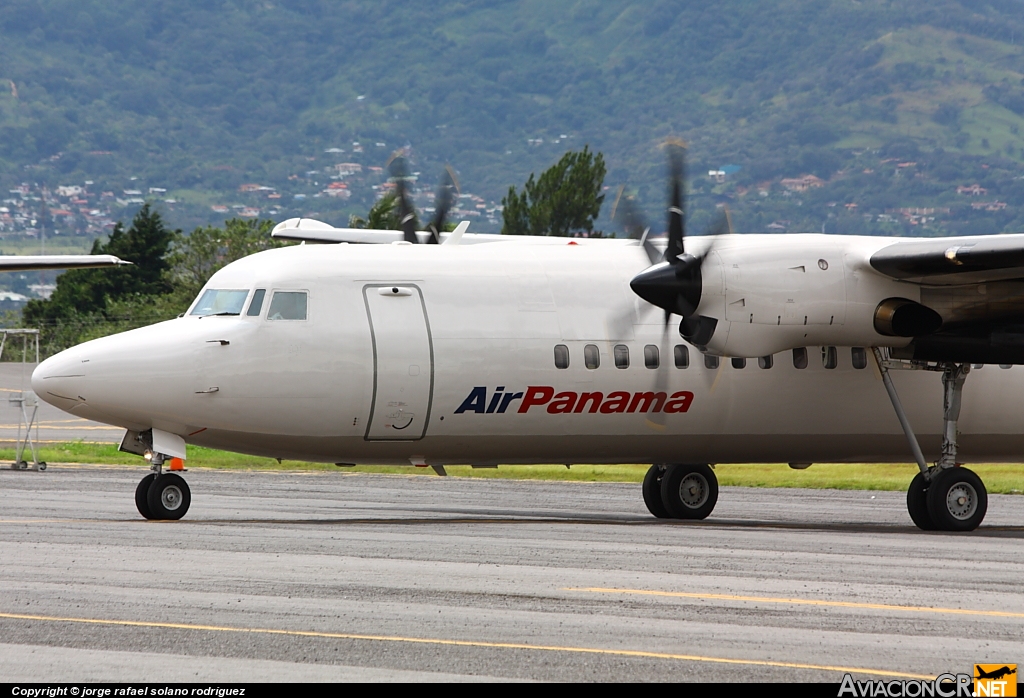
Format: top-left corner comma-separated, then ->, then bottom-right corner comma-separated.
497,392 -> 524,413
486,387 -> 505,414
455,386 -> 487,414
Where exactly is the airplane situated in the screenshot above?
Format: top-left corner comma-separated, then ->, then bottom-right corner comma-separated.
28,145 -> 1024,532
975,666 -> 1016,681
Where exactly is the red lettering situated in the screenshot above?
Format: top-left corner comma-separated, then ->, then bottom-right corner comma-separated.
573,392 -> 603,413
663,391 -> 694,413
599,391 -> 630,414
627,392 -> 667,413
547,391 -> 578,414
518,386 -> 555,413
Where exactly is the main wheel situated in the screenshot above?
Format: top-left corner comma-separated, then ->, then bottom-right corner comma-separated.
661,463 -> 718,520
135,473 -> 156,519
907,471 -> 936,530
146,473 -> 191,520
926,467 -> 987,532
643,465 -> 671,518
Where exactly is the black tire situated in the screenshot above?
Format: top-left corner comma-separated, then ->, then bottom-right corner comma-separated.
661,463 -> 718,520
926,467 -> 987,532
146,473 -> 191,520
643,465 -> 671,518
135,473 -> 156,519
907,471 -> 936,530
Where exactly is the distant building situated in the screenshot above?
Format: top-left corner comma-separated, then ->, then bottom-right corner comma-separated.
957,184 -> 987,196
780,175 -> 824,192
238,184 -> 262,193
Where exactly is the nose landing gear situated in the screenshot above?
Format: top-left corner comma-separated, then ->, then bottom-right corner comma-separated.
134,456 -> 191,520
874,351 -> 988,532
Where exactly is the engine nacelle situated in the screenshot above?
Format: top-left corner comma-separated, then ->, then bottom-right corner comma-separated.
691,235 -> 922,358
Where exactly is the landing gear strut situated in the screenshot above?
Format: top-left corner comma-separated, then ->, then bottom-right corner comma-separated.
135,455 -> 191,520
643,463 -> 719,520
873,351 -> 988,531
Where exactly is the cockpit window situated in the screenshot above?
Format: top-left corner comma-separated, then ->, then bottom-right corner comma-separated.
190,289 -> 249,317
246,289 -> 266,317
267,291 -> 308,320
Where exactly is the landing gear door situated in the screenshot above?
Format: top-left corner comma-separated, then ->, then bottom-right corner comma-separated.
363,285 -> 434,441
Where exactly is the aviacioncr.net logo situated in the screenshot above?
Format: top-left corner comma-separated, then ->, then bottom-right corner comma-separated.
838,673 -> 973,698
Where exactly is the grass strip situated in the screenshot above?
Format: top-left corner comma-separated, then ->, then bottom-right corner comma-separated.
2,442 -> 1023,493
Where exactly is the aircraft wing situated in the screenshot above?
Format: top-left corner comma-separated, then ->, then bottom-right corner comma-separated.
870,234 -> 1024,284
270,217 -> 627,246
0,254 -> 130,272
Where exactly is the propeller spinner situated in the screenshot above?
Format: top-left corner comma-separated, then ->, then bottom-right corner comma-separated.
625,142 -> 723,348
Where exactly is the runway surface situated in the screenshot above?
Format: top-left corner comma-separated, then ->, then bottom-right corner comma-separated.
0,362 -> 122,448
1,466 -> 1022,682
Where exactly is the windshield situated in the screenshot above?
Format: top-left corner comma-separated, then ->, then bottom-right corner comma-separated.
190,289 -> 249,317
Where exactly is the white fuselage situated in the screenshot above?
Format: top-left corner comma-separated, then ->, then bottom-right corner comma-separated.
32,235 -> 1024,465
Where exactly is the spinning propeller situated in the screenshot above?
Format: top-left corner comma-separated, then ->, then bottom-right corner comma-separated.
388,154 -> 460,244
621,140 -> 730,348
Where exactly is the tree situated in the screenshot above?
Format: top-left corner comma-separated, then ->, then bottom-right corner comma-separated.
170,218 -> 285,298
23,203 -> 178,326
501,146 -> 607,237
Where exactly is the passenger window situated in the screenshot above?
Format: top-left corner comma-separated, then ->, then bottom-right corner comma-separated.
822,346 -> 838,369
246,289 -> 266,317
614,344 -> 629,369
584,344 -> 600,370
999,364 -> 1012,369
267,291 -> 308,320
554,344 -> 569,369
852,347 -> 867,369
673,345 -> 689,368
972,364 -> 984,369
758,355 -> 773,369
732,357 -> 746,369
704,354 -> 719,370
793,347 -> 808,369
644,345 -> 659,369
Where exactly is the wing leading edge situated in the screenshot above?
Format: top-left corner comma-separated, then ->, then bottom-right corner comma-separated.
870,234 -> 1024,284
0,255 -> 129,272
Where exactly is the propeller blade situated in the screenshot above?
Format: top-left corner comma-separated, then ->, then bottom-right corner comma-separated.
664,140 -> 686,263
427,165 -> 460,244
387,153 -> 418,244
644,319 -> 673,430
611,185 -> 659,265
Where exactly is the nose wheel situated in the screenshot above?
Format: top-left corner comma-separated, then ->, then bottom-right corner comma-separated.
643,463 -> 719,520
135,472 -> 191,520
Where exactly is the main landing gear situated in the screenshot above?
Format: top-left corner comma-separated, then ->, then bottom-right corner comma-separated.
643,463 -> 719,520
135,456 -> 191,520
874,351 -> 988,532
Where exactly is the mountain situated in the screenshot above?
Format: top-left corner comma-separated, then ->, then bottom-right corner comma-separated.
2,0 -> 1024,236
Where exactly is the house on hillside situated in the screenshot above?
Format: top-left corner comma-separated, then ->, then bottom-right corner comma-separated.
957,184 -> 987,196
780,175 -> 824,192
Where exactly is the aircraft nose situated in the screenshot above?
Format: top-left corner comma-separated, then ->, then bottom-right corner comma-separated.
33,348 -> 88,411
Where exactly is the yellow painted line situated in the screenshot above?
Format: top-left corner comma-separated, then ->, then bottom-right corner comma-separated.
567,588 -> 1024,619
0,611 -> 933,679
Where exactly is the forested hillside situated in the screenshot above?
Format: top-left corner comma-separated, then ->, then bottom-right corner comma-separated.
2,0 -> 1024,236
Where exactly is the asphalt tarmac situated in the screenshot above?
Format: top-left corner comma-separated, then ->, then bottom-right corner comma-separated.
1,466 -> 1022,682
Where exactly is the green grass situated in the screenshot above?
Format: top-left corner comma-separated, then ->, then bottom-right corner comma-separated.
4,442 -> 1024,493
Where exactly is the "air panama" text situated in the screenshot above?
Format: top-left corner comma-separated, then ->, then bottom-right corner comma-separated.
454,386 -> 694,414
